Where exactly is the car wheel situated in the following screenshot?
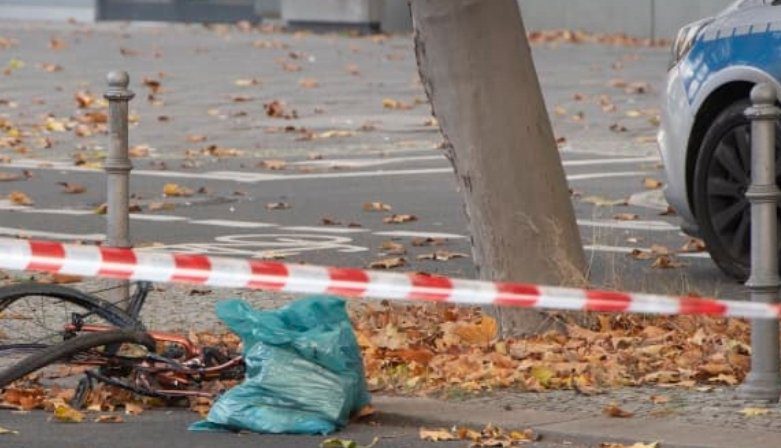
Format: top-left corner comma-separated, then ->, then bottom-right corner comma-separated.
693,99 -> 781,281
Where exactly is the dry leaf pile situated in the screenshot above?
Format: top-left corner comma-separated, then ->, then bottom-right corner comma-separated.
353,303 -> 752,395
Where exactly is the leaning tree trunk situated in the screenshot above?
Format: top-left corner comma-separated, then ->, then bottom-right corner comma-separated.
410,0 -> 587,336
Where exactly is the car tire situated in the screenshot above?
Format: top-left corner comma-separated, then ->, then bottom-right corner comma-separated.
693,98 -> 781,281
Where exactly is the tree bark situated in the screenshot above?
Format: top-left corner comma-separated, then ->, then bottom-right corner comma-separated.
410,0 -> 587,336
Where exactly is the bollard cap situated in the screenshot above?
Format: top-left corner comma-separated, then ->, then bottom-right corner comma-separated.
107,71 -> 130,89
751,83 -> 778,105
104,70 -> 135,101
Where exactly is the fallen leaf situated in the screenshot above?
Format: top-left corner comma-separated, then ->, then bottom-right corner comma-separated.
419,428 -> 459,442
417,251 -> 468,262
383,214 -> 417,224
603,403 -> 634,418
124,402 -> 144,415
148,202 -> 176,212
58,182 -> 86,194
8,191 -> 33,205
257,159 -> 287,170
680,238 -> 706,253
129,145 -> 152,158
320,439 -> 356,448
53,403 -> 85,423
651,255 -> 683,269
581,196 -> 628,207
600,443 -> 659,448
74,91 -> 95,109
234,78 -> 261,87
163,183 -> 194,197
739,407 -> 771,417
649,395 -> 669,404
380,241 -> 406,255
614,213 -> 639,221
49,37 -> 67,51
0,426 -> 18,435
363,201 -> 392,212
187,134 -> 208,143
266,202 -> 291,210
299,78 -> 319,88
643,177 -> 664,190
345,64 -> 361,76
95,415 -> 124,423
369,257 -> 406,269
382,98 -> 413,110
411,237 -> 447,247
0,172 -> 23,182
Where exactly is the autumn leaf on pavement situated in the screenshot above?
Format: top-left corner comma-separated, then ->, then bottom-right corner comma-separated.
345,64 -> 361,76
614,213 -> 639,221
363,201 -> 392,212
581,196 -> 628,207
651,254 -> 683,269
58,182 -> 86,194
129,145 -> 152,157
266,202 -> 291,210
187,134 -> 208,143
680,238 -> 706,253
379,241 -> 406,255
0,172 -> 23,182
8,191 -> 33,205
369,257 -> 406,269
419,428 -> 459,442
257,159 -> 287,170
163,183 -> 194,197
321,437 -> 379,448
649,395 -> 670,405
643,177 -> 664,190
95,415 -> 124,423
603,403 -> 634,418
453,316 -> 497,346
53,403 -> 85,423
234,78 -> 261,87
124,402 -> 144,415
299,78 -> 319,88
739,407 -> 771,417
600,443 -> 659,448
74,91 -> 95,109
382,98 -> 413,110
383,214 -> 417,224
411,237 -> 446,247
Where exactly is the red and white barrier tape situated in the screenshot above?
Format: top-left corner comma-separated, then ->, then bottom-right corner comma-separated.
0,237 -> 777,320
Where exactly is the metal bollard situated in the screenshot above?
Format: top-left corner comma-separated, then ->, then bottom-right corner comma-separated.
738,83 -> 781,402
104,71 -> 135,305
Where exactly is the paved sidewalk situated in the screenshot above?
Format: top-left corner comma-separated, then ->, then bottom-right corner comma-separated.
377,395 -> 781,448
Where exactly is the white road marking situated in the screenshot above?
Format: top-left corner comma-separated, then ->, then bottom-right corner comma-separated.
577,219 -> 679,232
373,230 -> 468,239
567,171 -> 654,181
291,155 -> 444,169
563,156 -> 660,167
21,208 -> 94,216
189,219 -> 278,228
585,244 -> 710,259
284,226 -> 369,234
129,214 -> 188,222
3,161 -> 657,184
0,226 -> 105,241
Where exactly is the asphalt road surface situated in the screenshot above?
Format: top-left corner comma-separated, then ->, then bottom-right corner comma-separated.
0,21 -> 746,301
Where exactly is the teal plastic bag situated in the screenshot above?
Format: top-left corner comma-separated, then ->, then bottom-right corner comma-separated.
189,296 -> 371,435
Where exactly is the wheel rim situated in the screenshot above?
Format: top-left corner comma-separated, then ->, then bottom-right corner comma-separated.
704,123 -> 781,267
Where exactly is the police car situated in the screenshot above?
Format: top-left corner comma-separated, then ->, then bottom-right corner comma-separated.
659,0 -> 781,279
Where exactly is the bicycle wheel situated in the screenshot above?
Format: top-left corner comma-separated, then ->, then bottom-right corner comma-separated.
0,284 -> 141,373
0,330 -> 155,388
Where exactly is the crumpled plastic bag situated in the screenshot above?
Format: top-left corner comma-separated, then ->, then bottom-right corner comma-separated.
189,296 -> 371,435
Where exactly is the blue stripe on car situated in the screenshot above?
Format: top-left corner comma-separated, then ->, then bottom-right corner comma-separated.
682,28 -> 781,104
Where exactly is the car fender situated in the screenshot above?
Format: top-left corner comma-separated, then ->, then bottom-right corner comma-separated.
691,65 -> 781,114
